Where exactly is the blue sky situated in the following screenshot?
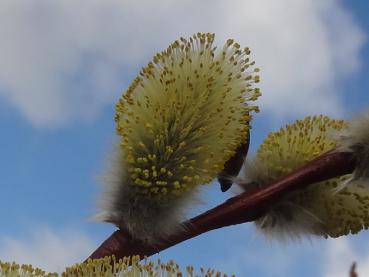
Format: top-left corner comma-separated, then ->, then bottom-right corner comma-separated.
0,0 -> 368,276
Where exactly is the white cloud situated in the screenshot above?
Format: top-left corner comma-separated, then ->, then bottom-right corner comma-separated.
324,236 -> 369,277
0,227 -> 95,273
0,0 -> 365,127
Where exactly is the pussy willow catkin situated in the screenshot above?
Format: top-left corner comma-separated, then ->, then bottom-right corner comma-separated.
239,115 -> 369,239
96,33 -> 260,243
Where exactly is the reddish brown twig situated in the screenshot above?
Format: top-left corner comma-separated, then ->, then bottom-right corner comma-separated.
87,150 -> 356,261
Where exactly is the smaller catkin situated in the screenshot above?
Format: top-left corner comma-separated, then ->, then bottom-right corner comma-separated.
96,33 -> 260,244
239,115 -> 369,239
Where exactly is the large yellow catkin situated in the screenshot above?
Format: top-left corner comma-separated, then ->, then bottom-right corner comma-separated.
97,33 -> 260,243
242,115 -> 369,238
115,32 -> 260,199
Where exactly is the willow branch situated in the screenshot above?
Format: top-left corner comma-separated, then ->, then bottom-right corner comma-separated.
87,150 -> 356,261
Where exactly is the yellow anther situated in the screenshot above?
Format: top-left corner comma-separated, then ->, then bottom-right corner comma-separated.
173,181 -> 181,189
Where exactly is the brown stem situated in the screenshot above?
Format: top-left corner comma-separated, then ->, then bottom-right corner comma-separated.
87,150 -> 356,261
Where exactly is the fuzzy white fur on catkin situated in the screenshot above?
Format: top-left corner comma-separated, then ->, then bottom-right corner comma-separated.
239,158 -> 326,241
94,144 -> 199,245
335,110 -> 369,186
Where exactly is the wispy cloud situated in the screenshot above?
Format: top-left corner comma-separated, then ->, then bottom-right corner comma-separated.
0,227 -> 95,273
0,0 -> 365,127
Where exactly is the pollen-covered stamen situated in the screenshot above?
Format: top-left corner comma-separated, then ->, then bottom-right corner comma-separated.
0,261 -> 54,277
254,116 -> 346,183
62,256 -> 226,277
115,33 -> 260,197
